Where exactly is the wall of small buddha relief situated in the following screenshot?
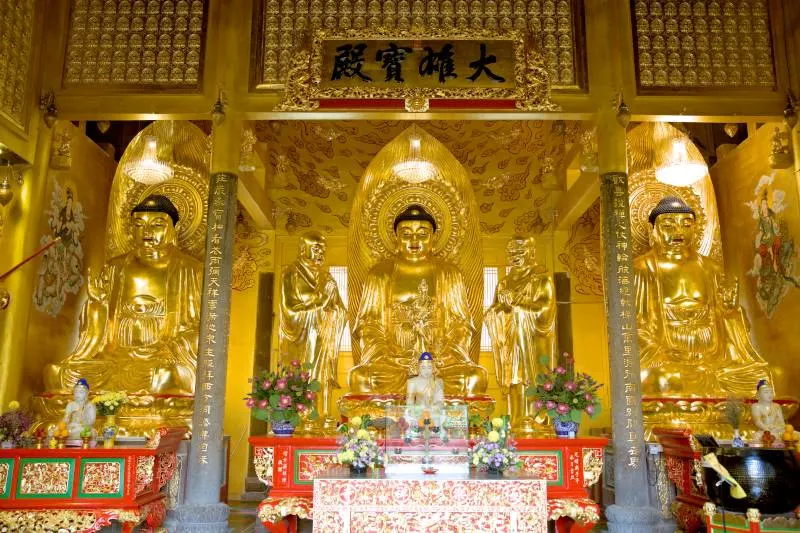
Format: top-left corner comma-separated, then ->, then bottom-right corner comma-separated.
0,0 -> 35,131
22,122 -> 116,398
62,0 -> 208,89
712,122 -> 800,398
631,0 -> 782,93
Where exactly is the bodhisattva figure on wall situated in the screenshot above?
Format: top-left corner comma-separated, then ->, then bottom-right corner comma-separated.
348,205 -> 488,395
485,236 -> 556,434
279,230 -> 347,430
44,195 -> 202,395
633,196 -> 772,397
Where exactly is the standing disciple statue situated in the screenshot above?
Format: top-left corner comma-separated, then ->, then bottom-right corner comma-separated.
633,196 -> 772,397
348,205 -> 488,395
279,230 -> 347,428
485,236 -> 556,434
44,195 -> 203,395
64,378 -> 96,440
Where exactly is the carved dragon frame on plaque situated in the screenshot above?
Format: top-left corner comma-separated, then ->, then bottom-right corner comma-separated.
274,28 -> 560,111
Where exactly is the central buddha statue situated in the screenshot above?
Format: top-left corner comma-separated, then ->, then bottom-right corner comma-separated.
348,205 -> 488,395
44,195 -> 202,395
633,196 -> 772,397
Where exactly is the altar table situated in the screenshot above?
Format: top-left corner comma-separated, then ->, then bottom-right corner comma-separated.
0,426 -> 183,532
250,435 -> 607,533
313,471 -> 547,532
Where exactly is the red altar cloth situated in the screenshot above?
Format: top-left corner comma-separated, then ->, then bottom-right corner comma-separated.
0,427 -> 183,532
312,472 -> 548,532
249,435 -> 607,533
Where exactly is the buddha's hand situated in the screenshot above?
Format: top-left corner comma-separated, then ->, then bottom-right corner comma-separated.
86,267 -> 110,302
498,289 -> 514,308
719,276 -> 739,309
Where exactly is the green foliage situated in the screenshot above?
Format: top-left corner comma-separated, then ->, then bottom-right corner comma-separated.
244,360 -> 321,428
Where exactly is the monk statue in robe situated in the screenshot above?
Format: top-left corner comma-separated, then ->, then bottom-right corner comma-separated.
44,195 -> 202,395
633,196 -> 772,397
485,236 -> 556,434
279,230 -> 347,427
348,205 -> 488,395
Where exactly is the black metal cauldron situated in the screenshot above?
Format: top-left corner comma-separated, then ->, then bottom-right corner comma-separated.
703,447 -> 800,515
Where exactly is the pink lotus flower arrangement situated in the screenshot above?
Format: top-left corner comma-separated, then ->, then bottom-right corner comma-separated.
529,353 -> 602,424
245,360 -> 321,427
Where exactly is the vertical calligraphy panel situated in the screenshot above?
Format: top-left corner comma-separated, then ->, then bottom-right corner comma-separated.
599,172 -> 649,506
186,172 -> 238,505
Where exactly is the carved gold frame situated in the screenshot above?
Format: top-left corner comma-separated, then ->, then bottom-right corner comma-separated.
275,28 -> 560,112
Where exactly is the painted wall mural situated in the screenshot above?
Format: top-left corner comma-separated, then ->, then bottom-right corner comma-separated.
745,174 -> 800,318
33,179 -> 86,317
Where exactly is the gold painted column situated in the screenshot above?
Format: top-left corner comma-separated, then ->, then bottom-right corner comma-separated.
176,115 -> 241,532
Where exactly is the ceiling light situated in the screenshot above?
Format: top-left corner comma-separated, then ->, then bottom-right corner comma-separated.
654,136 -> 707,187
124,136 -> 174,185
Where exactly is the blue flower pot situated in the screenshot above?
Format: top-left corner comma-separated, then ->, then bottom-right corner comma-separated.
553,418 -> 579,438
349,464 -> 367,476
271,419 -> 295,437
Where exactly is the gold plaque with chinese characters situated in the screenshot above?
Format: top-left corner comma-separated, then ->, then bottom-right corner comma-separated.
276,29 -> 558,111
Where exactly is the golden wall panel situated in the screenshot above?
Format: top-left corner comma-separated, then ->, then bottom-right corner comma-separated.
0,0 -> 35,129
631,0 -> 776,92
251,0 -> 586,91
63,0 -> 208,89
22,123 -> 116,397
711,123 -> 799,399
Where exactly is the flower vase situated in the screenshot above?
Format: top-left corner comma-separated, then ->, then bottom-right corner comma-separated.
271,418 -> 295,437
103,414 -> 118,449
81,436 -> 91,449
553,418 -> 579,438
349,464 -> 367,476
487,466 -> 503,476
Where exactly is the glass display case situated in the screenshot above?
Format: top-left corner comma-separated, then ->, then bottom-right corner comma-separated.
383,404 -> 470,475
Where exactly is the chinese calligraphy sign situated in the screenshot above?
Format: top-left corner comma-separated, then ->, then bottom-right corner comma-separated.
322,38 -> 516,91
275,29 -> 559,112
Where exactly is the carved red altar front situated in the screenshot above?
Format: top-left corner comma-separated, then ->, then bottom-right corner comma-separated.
249,435 -> 607,533
0,427 -> 184,533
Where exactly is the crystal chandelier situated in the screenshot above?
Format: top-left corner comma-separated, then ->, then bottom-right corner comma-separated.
124,135 -> 174,185
393,134 -> 436,183
654,126 -> 707,187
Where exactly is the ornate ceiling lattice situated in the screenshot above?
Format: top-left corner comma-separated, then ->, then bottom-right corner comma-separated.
631,0 -> 776,91
0,0 -> 34,128
63,0 -> 207,88
252,0 -> 586,91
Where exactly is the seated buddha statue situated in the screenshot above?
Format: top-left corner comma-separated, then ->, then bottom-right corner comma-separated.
63,378 -> 96,440
44,195 -> 202,395
348,205 -> 488,395
751,379 -> 799,443
633,196 -> 772,397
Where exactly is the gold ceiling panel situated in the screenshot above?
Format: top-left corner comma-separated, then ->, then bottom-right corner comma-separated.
62,0 -> 207,89
0,0 -> 35,129
251,0 -> 587,91
255,120 -> 578,235
632,0 -> 777,92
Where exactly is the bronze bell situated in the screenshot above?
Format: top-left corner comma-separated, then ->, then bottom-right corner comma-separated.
0,178 -> 13,207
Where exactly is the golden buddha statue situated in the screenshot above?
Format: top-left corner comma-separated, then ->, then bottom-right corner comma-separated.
485,236 -> 556,434
348,205 -> 488,395
44,195 -> 202,395
279,230 -> 347,428
633,196 -> 772,397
